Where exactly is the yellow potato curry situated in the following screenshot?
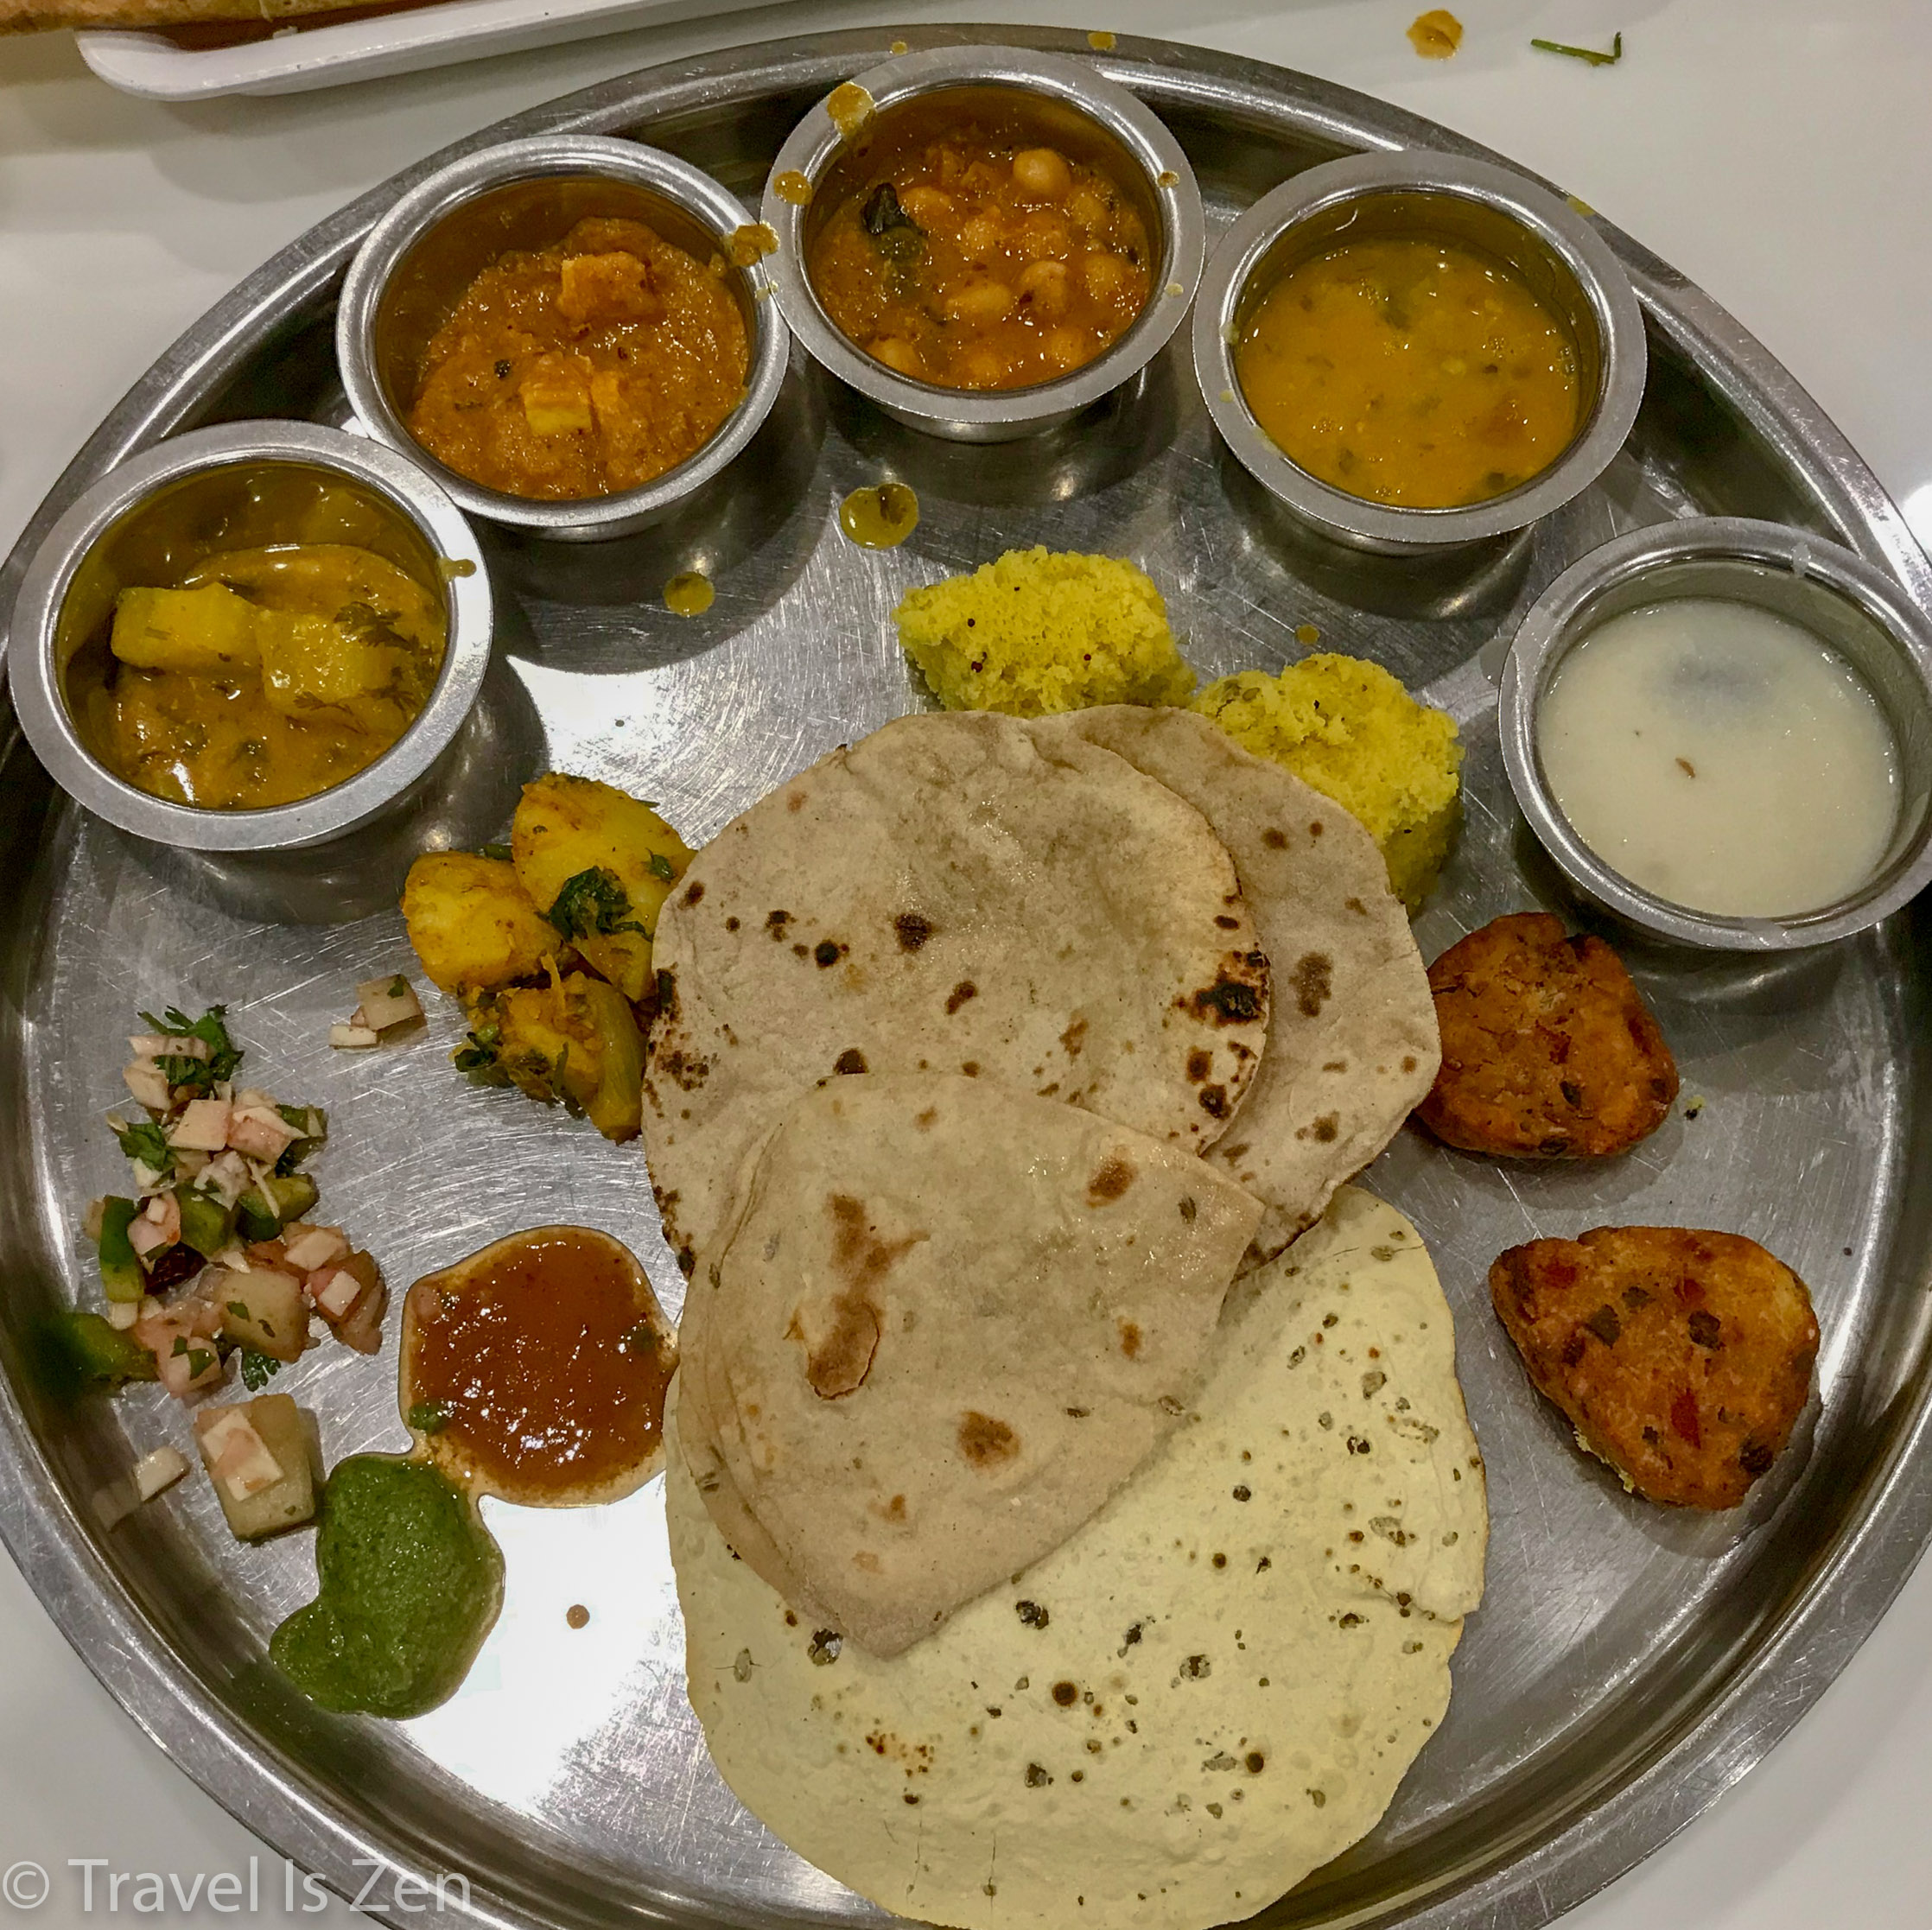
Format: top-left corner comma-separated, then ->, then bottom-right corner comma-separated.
93,543 -> 446,810
406,216 -> 749,502
1236,236 -> 1583,508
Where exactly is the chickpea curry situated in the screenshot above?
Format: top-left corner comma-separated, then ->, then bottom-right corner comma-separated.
407,216 -> 750,502
91,543 -> 447,810
1236,235 -> 1583,508
807,125 -> 1154,390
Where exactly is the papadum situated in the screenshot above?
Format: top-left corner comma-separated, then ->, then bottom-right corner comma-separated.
644,711 -> 1270,1268
678,1073 -> 1264,1657
1028,707 -> 1439,1264
672,1187 -> 1487,1930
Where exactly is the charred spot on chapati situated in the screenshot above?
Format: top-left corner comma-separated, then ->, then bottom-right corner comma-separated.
1290,953 -> 1333,1019
1490,1225 -> 1816,1508
1198,1084 -> 1229,1118
1014,1598 -> 1050,1628
958,1411 -> 1020,1467
1116,1319 -> 1141,1358
946,980 -> 978,1015
1186,1049 -> 1212,1082
683,880 -> 705,905
766,910 -> 792,936
814,940 -> 847,967
1059,1015 -> 1088,1057
834,1049 -> 868,1075
1086,1155 -> 1135,1203
893,911 -> 934,950
1419,913 -> 1678,1159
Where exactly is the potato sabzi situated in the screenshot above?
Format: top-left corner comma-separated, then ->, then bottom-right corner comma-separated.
400,772 -> 691,1143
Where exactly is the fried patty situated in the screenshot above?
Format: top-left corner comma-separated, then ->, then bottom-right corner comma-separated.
1417,912 -> 1677,1158
1490,1226 -> 1818,1508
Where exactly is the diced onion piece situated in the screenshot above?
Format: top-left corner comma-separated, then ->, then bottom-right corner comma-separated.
282,1225 -> 349,1273
308,1267 -> 363,1319
200,1149 -> 251,1208
167,1097 -> 232,1152
226,1103 -> 299,1162
353,975 -> 423,1032
106,1301 -> 139,1331
129,1216 -> 173,1260
144,1192 -> 181,1241
124,1060 -> 172,1112
84,1197 -> 107,1242
129,1032 -> 211,1061
134,1444 -> 190,1501
328,1023 -> 381,1050
194,1408 -> 284,1501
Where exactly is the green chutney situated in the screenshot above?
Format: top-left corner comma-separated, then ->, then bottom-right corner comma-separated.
270,1454 -> 502,1718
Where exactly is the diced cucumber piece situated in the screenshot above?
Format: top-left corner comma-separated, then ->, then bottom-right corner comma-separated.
236,1171 -> 320,1242
98,1197 -> 144,1304
179,1189 -> 236,1260
31,1311 -> 158,1400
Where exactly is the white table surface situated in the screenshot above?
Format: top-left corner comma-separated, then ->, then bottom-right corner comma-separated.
3,1 -> 1930,1924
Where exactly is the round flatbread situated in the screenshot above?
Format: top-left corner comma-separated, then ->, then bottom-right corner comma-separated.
1027,707 -> 1439,1265
671,1187 -> 1488,1930
679,1073 -> 1264,1657
644,710 -> 1270,1270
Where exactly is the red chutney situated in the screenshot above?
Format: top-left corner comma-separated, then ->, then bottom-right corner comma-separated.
403,1227 -> 673,1506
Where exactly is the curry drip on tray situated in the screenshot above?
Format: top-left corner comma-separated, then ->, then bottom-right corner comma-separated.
407,216 -> 749,502
808,127 -> 1153,390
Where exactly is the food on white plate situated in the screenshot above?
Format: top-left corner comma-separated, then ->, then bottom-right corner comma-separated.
511,771 -> 694,1001
329,972 -> 423,1049
269,1454 -> 504,1718
644,709 -> 1271,1270
88,1002 -> 385,1394
893,547 -> 1195,714
454,969 -> 645,1143
1535,594 -> 1901,917
192,1393 -> 317,1540
1490,1225 -> 1818,1509
672,1187 -> 1487,1930
1027,704 -> 1438,1264
400,1226 -> 675,1508
401,851 -> 558,997
1418,912 -> 1678,1159
1192,653 -> 1463,911
679,1072 -> 1264,1657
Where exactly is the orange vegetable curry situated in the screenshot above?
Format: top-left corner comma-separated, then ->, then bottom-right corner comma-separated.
807,126 -> 1153,391
407,216 -> 750,502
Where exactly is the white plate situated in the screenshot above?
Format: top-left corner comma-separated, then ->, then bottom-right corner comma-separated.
75,0 -> 761,98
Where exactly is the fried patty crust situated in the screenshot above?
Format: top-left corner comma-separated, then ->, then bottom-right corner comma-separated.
1490,1226 -> 1818,1508
1418,912 -> 1677,1158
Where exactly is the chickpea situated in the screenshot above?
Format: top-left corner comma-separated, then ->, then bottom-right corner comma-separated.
1011,146 -> 1074,200
1065,183 -> 1110,235
954,342 -> 1013,389
958,211 -> 1006,261
1082,251 -> 1135,302
1017,259 -> 1072,321
944,277 -> 1017,327
898,185 -> 956,226
1014,212 -> 1074,262
1040,324 -> 1090,371
869,335 -> 925,378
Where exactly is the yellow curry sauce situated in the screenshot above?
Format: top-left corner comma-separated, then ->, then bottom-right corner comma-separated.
1236,236 -> 1582,508
808,130 -> 1153,390
95,543 -> 446,810
407,216 -> 749,502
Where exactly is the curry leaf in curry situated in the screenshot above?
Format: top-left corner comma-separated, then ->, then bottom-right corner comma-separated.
546,867 -> 649,942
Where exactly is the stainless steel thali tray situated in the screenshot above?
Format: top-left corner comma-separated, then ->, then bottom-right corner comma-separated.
3,23 -> 1930,1930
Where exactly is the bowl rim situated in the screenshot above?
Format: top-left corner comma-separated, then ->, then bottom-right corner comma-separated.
759,42 -> 1205,435
1499,514 -> 1932,950
4,419 -> 493,854
335,132 -> 790,537
1192,148 -> 1649,550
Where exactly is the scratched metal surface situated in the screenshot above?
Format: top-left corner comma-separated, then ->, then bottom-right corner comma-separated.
2,25 -> 1931,1930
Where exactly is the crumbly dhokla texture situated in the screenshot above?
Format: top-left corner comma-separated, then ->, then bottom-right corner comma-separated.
1490,1226 -> 1818,1509
1419,913 -> 1678,1159
894,548 -> 1197,715
672,1187 -> 1488,1930
1192,656 -> 1462,912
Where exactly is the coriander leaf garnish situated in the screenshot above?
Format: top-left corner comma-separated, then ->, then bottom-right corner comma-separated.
116,1119 -> 172,1168
453,1024 -> 503,1077
407,1400 -> 449,1434
137,1004 -> 242,1095
647,851 -> 677,883
546,867 -> 648,941
240,1349 -> 282,1391
1530,29 -> 1622,65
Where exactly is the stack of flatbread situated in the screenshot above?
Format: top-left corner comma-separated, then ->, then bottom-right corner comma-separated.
648,708 -> 1483,1929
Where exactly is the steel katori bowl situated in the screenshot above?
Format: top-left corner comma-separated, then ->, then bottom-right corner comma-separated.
337,134 -> 791,543
6,419 -> 492,855
1500,516 -> 1932,950
760,43 -> 1204,443
1194,149 -> 1647,558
